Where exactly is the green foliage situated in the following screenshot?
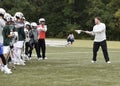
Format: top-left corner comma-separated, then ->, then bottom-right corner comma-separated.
0,0 -> 120,40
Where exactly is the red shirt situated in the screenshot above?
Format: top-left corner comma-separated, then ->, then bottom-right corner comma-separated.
37,25 -> 47,39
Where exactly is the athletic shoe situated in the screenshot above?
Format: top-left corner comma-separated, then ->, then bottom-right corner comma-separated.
3,65 -> 12,74
19,61 -> 26,66
44,57 -> 48,60
24,55 -> 30,61
107,61 -> 111,64
91,60 -> 97,63
4,69 -> 12,74
29,57 -> 31,60
38,58 -> 42,61
14,62 -> 20,65
0,66 -> 4,72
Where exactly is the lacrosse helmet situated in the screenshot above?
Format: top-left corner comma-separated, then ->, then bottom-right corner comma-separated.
14,12 -> 24,19
25,21 -> 30,27
0,8 -> 6,15
4,13 -> 12,21
31,22 -> 37,27
39,18 -> 45,23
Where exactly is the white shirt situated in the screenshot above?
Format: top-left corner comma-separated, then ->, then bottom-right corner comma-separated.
92,23 -> 106,42
67,34 -> 74,40
0,18 -> 6,43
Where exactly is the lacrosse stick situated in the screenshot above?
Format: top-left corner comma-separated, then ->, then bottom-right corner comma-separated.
75,30 -> 85,34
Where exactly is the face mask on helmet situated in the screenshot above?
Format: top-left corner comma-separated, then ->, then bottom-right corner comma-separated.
14,12 -> 24,19
31,22 -> 37,28
4,13 -> 12,21
25,21 -> 30,27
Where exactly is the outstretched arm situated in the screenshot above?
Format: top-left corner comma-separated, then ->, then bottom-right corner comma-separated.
84,31 -> 94,36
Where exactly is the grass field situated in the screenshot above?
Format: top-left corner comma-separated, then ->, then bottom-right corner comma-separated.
0,39 -> 120,86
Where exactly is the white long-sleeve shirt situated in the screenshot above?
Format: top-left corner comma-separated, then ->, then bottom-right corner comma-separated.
0,18 -> 6,43
92,23 -> 106,42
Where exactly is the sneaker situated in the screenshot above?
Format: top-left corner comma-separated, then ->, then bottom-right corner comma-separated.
29,57 -> 31,60
4,65 -> 11,71
91,60 -> 97,63
24,55 -> 30,61
38,58 -> 42,61
4,69 -> 12,74
19,61 -> 26,66
106,61 -> 111,64
14,62 -> 20,65
44,57 -> 48,60
1,66 -> 4,72
4,65 -> 12,74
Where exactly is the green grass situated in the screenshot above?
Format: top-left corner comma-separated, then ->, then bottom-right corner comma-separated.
0,39 -> 120,86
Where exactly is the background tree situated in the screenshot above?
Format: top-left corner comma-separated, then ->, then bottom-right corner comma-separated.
0,0 -> 120,40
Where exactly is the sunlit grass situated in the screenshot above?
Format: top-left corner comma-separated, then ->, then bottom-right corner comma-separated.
0,39 -> 120,86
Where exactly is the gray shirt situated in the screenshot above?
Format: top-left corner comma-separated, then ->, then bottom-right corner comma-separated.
29,29 -> 38,43
32,29 -> 38,41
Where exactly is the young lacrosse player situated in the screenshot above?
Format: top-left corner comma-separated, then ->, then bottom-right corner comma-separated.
28,22 -> 39,59
24,21 -> 31,60
13,12 -> 26,65
3,13 -> 16,69
0,8 -> 12,74
37,18 -> 47,60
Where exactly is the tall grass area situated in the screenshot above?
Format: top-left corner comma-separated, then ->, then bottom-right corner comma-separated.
0,39 -> 120,86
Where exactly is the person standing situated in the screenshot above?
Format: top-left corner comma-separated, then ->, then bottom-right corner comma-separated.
28,22 -> 39,59
3,13 -> 17,70
24,21 -> 31,60
37,18 -> 47,60
13,12 -> 26,65
84,17 -> 111,64
0,8 -> 12,74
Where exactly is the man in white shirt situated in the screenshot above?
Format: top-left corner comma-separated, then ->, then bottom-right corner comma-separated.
84,17 -> 111,63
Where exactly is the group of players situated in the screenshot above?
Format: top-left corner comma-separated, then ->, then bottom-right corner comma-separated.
0,8 -> 47,74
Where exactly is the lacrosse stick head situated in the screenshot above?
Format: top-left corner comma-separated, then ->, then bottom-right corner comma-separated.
75,30 -> 83,34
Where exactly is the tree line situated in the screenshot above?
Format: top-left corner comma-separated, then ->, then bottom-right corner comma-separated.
0,0 -> 120,40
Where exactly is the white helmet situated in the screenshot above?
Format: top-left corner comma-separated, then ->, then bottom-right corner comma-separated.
31,22 -> 37,27
11,17 -> 16,22
14,12 -> 24,19
23,17 -> 26,20
4,13 -> 12,21
39,18 -> 45,23
0,8 -> 6,15
25,21 -> 30,27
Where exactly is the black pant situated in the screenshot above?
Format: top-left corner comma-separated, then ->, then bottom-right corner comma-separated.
93,40 -> 110,62
25,42 -> 30,56
0,54 -> 6,65
38,39 -> 46,59
67,38 -> 74,44
25,41 -> 39,58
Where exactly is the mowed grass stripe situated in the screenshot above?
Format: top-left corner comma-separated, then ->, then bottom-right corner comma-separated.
0,39 -> 120,86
